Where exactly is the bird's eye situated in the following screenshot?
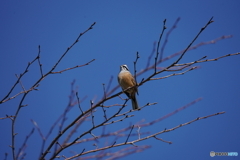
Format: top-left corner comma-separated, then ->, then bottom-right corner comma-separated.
123,65 -> 128,71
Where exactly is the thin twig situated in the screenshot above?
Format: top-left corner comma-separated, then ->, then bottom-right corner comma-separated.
105,76 -> 114,95
4,153 -> 8,160
90,100 -> 95,127
154,136 -> 172,144
62,114 -> 89,146
174,17 -> 214,64
102,83 -> 107,99
51,59 -> 95,74
50,100 -> 129,160
160,17 -> 180,62
140,98 -> 202,127
0,55 -> 39,104
76,92 -> 84,114
0,115 -> 15,120
50,22 -> 96,72
133,52 -> 140,85
131,111 -> 225,144
115,102 -> 157,117
175,52 -> 240,66
111,141 -> 116,147
38,109 -> 67,158
11,22 -> 96,160
54,81 -> 79,154
102,34 -> 233,99
151,66 -> 198,80
138,17 -> 214,87
146,41 -> 156,69
137,125 -> 141,139
31,119 -> 45,140
65,131 -> 150,147
37,45 -> 44,77
103,115 -> 134,126
101,103 -> 108,121
155,19 -> 167,73
65,111 -> 224,160
79,149 -> 86,157
16,128 -> 35,159
56,142 -> 63,149
15,74 -> 26,93
125,125 -> 134,144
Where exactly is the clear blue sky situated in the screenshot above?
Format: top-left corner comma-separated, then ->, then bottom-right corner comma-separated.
0,1 -> 240,160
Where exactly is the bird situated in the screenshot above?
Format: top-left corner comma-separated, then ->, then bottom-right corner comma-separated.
118,64 -> 139,110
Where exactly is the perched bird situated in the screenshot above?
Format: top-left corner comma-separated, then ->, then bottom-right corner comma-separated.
118,64 -> 139,110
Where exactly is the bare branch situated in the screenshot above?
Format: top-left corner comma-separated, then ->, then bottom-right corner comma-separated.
62,114 -> 89,146
174,17 -> 214,64
4,153 -> 8,160
0,115 -> 15,120
105,145 -> 150,160
131,111 -> 225,145
105,34 -> 232,99
137,125 -> 141,139
0,55 -> 38,104
90,100 -> 95,127
16,128 -> 35,159
136,35 -> 232,79
48,100 -> 129,159
65,111 -> 224,160
175,52 -> 240,66
125,125 -> 134,144
50,22 -> 96,72
31,120 -> 45,140
56,142 -> 63,149
133,51 -> 140,84
15,74 -> 26,93
140,98 -> 202,127
146,42 -> 157,69
151,66 -> 198,80
76,92 -> 84,114
3,16 -> 238,160
37,45 -> 44,77
103,115 -> 134,126
160,17 -> 181,62
10,22 -> 96,160
51,59 -> 95,74
155,19 -> 167,73
154,136 -> 172,144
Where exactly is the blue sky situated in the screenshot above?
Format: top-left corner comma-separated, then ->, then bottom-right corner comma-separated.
0,1 -> 240,160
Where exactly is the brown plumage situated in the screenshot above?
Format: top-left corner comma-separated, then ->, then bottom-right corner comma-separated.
118,65 -> 139,110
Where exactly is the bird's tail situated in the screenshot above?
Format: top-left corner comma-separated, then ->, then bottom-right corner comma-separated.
131,94 -> 139,110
